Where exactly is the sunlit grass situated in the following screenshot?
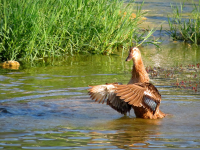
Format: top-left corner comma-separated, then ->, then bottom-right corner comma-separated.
168,1 -> 200,45
0,0 -> 158,62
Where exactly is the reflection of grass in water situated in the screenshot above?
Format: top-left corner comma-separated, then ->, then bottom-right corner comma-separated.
33,131 -> 91,147
168,2 -> 200,45
0,130 -> 91,148
1,117 -> 161,149
0,0 -> 158,62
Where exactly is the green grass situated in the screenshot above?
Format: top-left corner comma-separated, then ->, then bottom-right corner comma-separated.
168,1 -> 200,45
0,0 -> 158,62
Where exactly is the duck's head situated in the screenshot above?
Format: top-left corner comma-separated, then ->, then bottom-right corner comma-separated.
126,47 -> 141,62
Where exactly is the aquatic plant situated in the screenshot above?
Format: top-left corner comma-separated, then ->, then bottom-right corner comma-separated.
168,1 -> 200,45
146,63 -> 200,93
0,0 -> 158,62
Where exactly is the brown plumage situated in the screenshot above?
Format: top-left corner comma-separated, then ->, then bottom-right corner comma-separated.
88,83 -> 132,115
126,47 -> 149,84
88,47 -> 166,119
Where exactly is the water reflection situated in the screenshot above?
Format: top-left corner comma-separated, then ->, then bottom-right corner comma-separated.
0,116 -> 164,149
98,117 -> 163,149
0,111 -> 199,149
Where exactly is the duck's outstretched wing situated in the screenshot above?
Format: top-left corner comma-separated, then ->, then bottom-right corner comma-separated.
88,83 -> 131,115
115,82 -> 161,115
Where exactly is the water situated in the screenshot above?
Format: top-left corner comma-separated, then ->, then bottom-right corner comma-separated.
0,1 -> 200,149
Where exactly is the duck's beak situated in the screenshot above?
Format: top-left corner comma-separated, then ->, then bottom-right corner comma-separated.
125,53 -> 133,61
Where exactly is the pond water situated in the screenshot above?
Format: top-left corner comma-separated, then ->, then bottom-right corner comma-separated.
0,0 -> 200,150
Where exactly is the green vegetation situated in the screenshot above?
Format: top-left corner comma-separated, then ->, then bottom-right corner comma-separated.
0,0 -> 157,62
168,1 -> 200,45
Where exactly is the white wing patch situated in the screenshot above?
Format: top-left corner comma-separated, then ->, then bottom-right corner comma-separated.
105,84 -> 116,92
91,84 -> 115,94
144,89 -> 152,97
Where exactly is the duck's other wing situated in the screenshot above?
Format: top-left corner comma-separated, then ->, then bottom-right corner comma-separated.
115,82 -> 161,115
88,83 -> 131,115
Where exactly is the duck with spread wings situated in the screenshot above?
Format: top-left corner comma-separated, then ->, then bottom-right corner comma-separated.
88,47 -> 166,119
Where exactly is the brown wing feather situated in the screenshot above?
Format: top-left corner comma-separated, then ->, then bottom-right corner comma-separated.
115,87 -> 130,93
120,91 -> 135,99
115,82 -> 162,114
115,84 -> 145,106
88,82 -> 161,115
128,93 -> 143,106
88,83 -> 131,115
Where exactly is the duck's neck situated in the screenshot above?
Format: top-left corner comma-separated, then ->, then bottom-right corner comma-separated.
128,58 -> 149,84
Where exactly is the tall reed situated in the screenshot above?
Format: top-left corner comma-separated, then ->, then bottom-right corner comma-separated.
0,0 -> 157,62
168,1 -> 200,45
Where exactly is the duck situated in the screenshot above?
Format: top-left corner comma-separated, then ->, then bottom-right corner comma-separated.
88,47 -> 166,119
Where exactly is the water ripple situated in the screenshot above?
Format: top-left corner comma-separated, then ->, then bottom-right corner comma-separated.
0,92 -> 83,103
